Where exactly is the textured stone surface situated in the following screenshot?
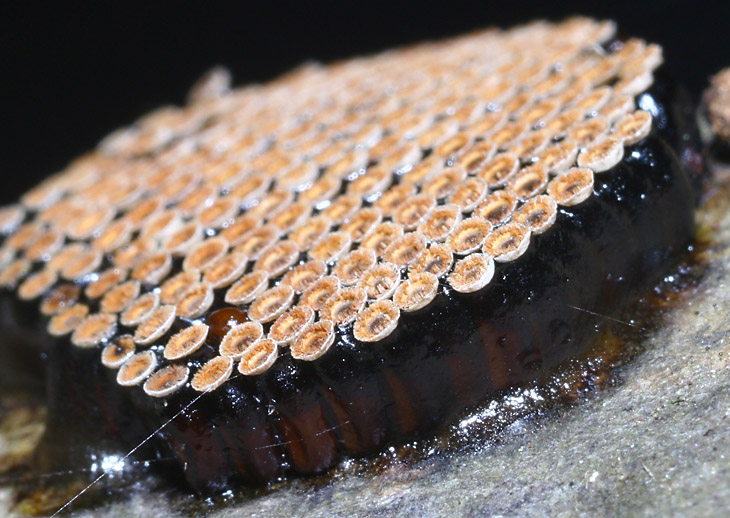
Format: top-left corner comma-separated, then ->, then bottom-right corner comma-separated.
3,176 -> 730,517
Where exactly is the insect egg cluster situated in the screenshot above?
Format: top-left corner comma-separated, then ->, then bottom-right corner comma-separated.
0,17 -> 661,401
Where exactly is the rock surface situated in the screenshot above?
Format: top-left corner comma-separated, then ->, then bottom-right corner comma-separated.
2,173 -> 730,517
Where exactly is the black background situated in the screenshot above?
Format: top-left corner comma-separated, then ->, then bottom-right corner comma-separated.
2,1 -> 729,205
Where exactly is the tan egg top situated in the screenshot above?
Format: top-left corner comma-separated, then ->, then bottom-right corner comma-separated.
0,17 -> 661,397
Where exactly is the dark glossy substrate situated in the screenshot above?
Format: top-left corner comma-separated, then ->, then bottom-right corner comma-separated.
0,86 -> 703,494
